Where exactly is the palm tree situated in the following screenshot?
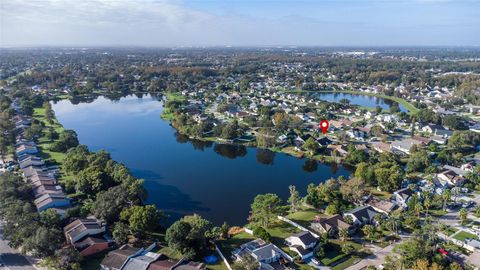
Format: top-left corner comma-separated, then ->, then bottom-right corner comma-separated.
423,195 -> 432,218
459,208 -> 468,225
414,202 -> 424,219
442,189 -> 451,211
338,228 -> 349,242
362,225 -> 376,243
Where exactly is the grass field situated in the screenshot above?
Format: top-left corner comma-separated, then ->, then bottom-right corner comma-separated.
453,231 -> 478,242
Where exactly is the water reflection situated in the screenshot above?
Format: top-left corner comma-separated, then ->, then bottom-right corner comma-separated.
302,159 -> 318,172
256,149 -> 275,165
213,144 -> 247,159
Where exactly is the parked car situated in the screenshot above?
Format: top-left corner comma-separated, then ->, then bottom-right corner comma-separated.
311,258 -> 320,265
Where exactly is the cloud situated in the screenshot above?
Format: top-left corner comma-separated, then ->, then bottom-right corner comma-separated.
1,0 -> 478,46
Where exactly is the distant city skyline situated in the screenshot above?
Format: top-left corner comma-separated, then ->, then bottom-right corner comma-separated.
1,0 -> 479,47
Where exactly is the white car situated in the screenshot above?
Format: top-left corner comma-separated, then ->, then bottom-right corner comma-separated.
311,258 -> 320,265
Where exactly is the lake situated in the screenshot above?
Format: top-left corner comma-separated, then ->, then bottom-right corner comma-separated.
308,92 -> 407,112
52,94 -> 352,225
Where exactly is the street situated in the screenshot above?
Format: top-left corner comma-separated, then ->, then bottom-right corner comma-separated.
0,222 -> 36,270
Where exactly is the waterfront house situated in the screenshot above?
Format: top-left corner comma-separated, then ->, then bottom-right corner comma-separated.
232,239 -> 291,267
64,217 -> 107,245
123,252 -> 162,270
74,236 -> 110,257
364,196 -> 396,215
285,231 -> 318,260
19,155 -> 45,169
310,215 -> 354,237
343,206 -> 380,226
32,184 -> 64,198
15,144 -> 38,156
34,193 -> 71,212
173,261 -> 206,270
146,254 -> 181,270
101,245 -> 144,270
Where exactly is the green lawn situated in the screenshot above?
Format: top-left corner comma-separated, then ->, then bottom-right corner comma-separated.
264,221 -> 301,252
286,209 -> 323,228
453,231 -> 478,242
216,232 -> 255,263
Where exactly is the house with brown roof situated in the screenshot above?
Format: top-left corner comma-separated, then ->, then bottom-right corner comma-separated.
100,245 -> 144,270
364,196 -> 396,215
146,254 -> 181,270
74,236 -> 110,257
310,215 -> 354,237
64,217 -> 106,244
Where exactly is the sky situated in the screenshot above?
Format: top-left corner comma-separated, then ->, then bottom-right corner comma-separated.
1,0 -> 479,47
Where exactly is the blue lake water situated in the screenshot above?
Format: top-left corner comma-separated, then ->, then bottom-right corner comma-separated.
52,94 -> 352,225
311,92 -> 407,112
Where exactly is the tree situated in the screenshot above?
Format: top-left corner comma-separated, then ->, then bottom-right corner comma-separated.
338,228 -> 349,242
49,247 -> 82,270
256,128 -> 276,148
406,150 -> 431,173
362,225 -> 376,243
340,177 -> 367,203
250,193 -> 283,228
23,227 -> 63,258
165,214 -> 212,259
459,208 -> 468,225
325,203 -> 340,215
39,208 -> 61,227
287,185 -> 301,213
50,130 -> 79,152
113,222 -> 130,245
305,183 -> 321,208
370,125 -> 384,137
441,189 -> 451,211
252,226 -> 271,242
412,259 -> 429,270
92,184 -> 144,223
303,137 -> 319,155
341,243 -> 354,254
120,205 -> 162,236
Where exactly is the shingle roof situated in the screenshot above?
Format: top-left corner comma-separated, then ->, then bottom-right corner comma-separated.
291,231 -> 317,246
101,245 -> 141,269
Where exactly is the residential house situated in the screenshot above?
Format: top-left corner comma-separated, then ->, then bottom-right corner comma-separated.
19,156 -> 45,169
174,261 -> 206,270
32,184 -> 64,198
391,139 -> 424,155
393,188 -> 413,209
285,231 -> 318,260
364,196 -> 396,215
15,144 -> 38,156
421,124 -> 453,138
371,142 -> 391,154
100,245 -> 144,270
461,161 -> 476,172
123,252 -> 162,270
232,239 -> 291,267
146,254 -> 181,270
343,206 -> 380,226
34,193 -> 71,212
437,170 -> 465,187
64,217 -> 106,244
74,236 -> 110,257
310,215 -> 354,237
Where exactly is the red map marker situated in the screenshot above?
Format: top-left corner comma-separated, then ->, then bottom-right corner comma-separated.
319,120 -> 329,134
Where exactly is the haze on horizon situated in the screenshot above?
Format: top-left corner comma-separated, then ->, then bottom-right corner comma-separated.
1,0 -> 479,47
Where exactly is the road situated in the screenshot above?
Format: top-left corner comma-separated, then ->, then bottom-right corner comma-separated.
0,222 -> 36,270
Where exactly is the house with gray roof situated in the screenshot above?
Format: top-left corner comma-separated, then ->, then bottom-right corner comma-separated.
123,252 -> 162,270
343,205 -> 380,226
100,245 -> 143,270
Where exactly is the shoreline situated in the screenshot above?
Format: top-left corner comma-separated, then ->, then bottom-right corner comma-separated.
280,89 -> 419,114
